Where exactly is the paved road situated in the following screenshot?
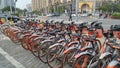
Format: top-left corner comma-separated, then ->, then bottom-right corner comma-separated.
41,16 -> 120,29
0,33 -> 49,68
0,17 -> 120,68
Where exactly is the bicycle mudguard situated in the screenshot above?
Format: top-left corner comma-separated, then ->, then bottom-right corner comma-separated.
49,36 -> 56,39
74,52 -> 92,59
63,46 -> 77,54
107,60 -> 120,68
57,39 -> 65,43
40,40 -> 53,44
29,35 -> 39,40
80,46 -> 93,51
14,30 -> 21,34
49,43 -> 63,49
67,41 -> 79,47
22,34 -> 31,38
34,37 -> 45,41
99,52 -> 112,60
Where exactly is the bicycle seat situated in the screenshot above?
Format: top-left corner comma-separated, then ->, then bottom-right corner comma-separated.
58,32 -> 65,35
79,22 -> 88,29
47,31 -> 56,35
111,25 -> 120,31
103,31 -> 114,38
55,29 -> 61,32
72,33 -> 81,38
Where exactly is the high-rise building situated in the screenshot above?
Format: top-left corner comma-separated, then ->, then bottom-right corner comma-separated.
26,3 -> 32,12
32,0 -> 49,13
0,0 -> 15,10
31,0 -> 119,14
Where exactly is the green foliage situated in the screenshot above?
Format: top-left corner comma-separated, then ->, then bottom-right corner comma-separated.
112,12 -> 120,19
58,5 -> 66,14
32,10 -> 41,15
1,6 -> 27,17
50,5 -> 54,13
1,6 -> 15,12
98,3 -> 120,12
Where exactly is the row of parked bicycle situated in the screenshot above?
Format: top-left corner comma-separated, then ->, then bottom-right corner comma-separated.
0,20 -> 120,68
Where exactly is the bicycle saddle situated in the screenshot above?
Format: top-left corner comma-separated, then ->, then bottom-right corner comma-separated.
58,32 -> 65,35
111,25 -> 120,31
79,22 -> 88,28
103,31 -> 114,38
72,33 -> 81,38
47,31 -> 56,35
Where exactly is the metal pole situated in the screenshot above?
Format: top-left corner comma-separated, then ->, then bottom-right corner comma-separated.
75,0 -> 78,21
15,1 -> 16,13
10,0 -> 13,14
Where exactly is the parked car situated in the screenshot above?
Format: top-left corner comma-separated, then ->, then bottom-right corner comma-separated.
80,13 -> 89,17
71,14 -> 76,16
46,13 -> 59,17
92,13 -> 100,17
46,13 -> 55,17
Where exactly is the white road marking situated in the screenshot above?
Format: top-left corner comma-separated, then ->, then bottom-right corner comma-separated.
0,35 -> 10,41
0,48 -> 26,68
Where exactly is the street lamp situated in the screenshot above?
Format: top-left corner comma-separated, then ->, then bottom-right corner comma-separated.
10,0 -> 13,14
14,0 -> 17,13
68,0 -> 72,21
75,0 -> 78,21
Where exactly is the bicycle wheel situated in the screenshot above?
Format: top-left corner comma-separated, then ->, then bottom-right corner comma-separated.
87,55 -> 99,68
38,40 -> 53,63
21,36 -> 30,50
11,32 -> 21,45
62,48 -> 77,68
88,54 -> 112,68
73,54 -> 91,68
93,41 -> 101,54
47,45 -> 64,68
31,38 -> 45,57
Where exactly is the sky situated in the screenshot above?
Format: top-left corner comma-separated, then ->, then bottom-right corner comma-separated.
16,0 -> 31,9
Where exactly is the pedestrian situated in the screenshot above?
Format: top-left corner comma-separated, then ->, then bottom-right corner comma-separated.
69,14 -> 72,21
99,13 -> 102,19
0,18 -> 4,25
9,18 -> 14,26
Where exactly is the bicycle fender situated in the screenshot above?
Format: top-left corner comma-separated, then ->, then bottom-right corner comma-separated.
22,34 -> 31,38
67,41 -> 79,47
74,52 -> 91,59
99,52 -> 112,59
34,37 -> 45,41
63,46 -> 77,54
49,43 -> 62,49
41,40 -> 53,44
57,39 -> 65,43
107,60 -> 119,67
81,46 -> 93,51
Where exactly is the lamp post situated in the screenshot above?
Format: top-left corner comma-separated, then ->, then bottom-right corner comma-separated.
10,0 -> 13,14
14,0 -> 17,13
68,0 -> 72,21
75,0 -> 78,21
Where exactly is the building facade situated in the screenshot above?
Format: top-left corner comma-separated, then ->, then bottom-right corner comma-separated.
0,0 -> 15,10
31,0 -> 119,14
78,0 -> 118,13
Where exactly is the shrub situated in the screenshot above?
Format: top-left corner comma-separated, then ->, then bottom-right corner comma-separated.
112,12 -> 120,19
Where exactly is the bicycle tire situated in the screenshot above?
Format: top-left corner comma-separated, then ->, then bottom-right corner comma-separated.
47,45 -> 64,68
73,54 -> 91,68
38,41 -> 53,63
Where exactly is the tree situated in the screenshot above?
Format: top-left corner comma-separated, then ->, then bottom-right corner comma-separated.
1,6 -> 15,12
98,2 -> 120,13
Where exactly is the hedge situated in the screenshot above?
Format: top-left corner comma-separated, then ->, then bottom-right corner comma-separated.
112,12 -> 120,19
